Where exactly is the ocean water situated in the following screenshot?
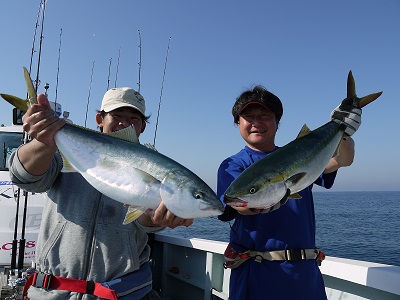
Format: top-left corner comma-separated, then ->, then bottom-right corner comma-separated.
161,191 -> 400,266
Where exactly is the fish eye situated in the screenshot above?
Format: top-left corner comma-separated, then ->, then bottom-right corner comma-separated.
193,191 -> 204,199
249,187 -> 256,194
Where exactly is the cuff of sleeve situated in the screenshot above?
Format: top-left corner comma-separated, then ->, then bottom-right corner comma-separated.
134,220 -> 165,233
9,148 -> 45,183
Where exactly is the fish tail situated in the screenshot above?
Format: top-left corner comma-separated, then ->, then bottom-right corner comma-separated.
347,70 -> 383,108
23,66 -> 38,106
347,71 -> 357,99
358,92 -> 383,108
0,66 -> 37,111
0,93 -> 30,111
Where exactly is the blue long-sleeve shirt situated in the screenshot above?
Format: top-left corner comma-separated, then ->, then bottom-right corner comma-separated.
217,146 -> 336,300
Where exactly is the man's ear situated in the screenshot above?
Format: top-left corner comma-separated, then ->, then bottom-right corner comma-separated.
95,113 -> 104,128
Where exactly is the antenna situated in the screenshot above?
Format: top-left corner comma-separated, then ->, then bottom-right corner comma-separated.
85,61 -> 95,127
114,47 -> 121,88
55,28 -> 63,104
153,37 -> 171,147
106,58 -> 112,91
137,30 -> 142,92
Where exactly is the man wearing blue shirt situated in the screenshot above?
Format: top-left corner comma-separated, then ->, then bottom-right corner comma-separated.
217,86 -> 360,299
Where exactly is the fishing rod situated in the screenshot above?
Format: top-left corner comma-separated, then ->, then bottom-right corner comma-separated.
9,0 -> 45,279
34,0 -> 47,93
19,0 -> 47,278
153,37 -> 171,147
137,30 -> 142,93
106,58 -> 112,91
85,61 -> 95,127
7,138 -> 20,277
0,140 -> 19,277
10,188 -> 20,277
114,47 -> 121,88
55,28 -> 63,104
17,191 -> 29,278
28,0 -> 43,75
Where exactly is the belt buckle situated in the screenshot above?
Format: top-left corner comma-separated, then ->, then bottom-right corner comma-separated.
33,272 -> 52,289
285,249 -> 303,262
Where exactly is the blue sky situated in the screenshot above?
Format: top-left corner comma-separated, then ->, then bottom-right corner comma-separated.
1,1 -> 399,192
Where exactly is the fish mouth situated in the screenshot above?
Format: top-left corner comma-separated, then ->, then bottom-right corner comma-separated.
199,201 -> 224,213
223,195 -> 247,207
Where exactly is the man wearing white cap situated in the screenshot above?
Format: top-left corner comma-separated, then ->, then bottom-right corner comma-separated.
97,87 -> 148,135
9,87 -> 192,299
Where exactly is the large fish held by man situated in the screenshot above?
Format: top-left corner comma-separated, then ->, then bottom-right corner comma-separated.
224,71 -> 382,210
1,67 -> 224,224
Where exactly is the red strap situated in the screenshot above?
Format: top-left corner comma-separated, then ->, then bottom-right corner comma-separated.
22,274 -> 34,300
22,272 -> 118,300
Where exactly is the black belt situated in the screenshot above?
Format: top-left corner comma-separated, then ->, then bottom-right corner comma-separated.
249,249 -> 323,262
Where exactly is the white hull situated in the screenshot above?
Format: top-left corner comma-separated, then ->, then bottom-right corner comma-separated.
0,187 -> 45,266
0,125 -> 46,267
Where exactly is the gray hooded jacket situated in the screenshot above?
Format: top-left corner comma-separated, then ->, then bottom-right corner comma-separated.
9,149 -> 162,299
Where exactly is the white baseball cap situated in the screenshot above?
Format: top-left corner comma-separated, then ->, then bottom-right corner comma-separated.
101,87 -> 146,116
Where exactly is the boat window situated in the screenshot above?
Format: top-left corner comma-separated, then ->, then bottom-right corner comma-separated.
0,132 -> 24,171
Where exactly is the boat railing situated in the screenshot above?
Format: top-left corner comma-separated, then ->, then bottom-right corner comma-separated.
151,233 -> 400,300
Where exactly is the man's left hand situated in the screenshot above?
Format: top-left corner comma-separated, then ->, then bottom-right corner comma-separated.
330,97 -> 362,136
146,203 -> 194,229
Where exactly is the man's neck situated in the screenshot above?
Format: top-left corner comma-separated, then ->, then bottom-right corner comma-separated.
247,143 -> 276,152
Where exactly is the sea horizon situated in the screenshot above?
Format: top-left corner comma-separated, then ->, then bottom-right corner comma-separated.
161,191 -> 400,267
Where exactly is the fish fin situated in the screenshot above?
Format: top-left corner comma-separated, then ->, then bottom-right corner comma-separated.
59,151 -> 77,173
287,172 -> 307,186
288,193 -> 302,199
107,126 -> 139,143
135,169 -> 160,185
143,143 -> 158,152
123,206 -> 145,224
0,94 -> 30,111
296,125 -> 312,139
332,144 -> 339,158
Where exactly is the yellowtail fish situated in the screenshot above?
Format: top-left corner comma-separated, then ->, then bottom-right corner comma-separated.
1,67 -> 224,224
224,71 -> 382,211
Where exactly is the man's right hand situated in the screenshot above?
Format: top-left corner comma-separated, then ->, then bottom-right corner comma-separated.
16,94 -> 66,176
22,94 -> 65,146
